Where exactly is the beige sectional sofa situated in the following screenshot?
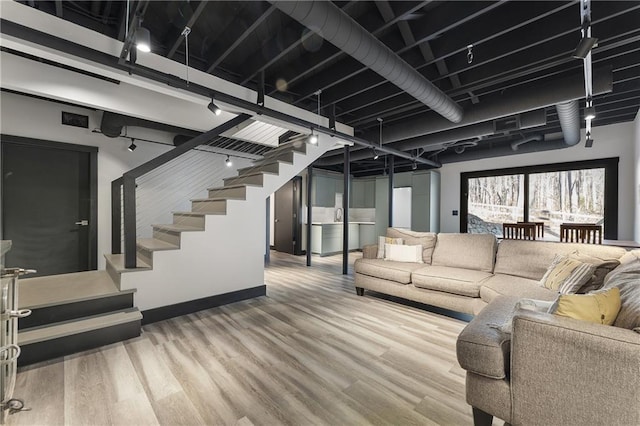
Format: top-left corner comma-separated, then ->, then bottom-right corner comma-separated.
354,228 -> 627,315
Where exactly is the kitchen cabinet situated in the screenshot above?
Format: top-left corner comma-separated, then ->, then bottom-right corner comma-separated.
350,179 -> 375,208
312,174 -> 344,207
311,223 -> 361,256
359,223 -> 377,247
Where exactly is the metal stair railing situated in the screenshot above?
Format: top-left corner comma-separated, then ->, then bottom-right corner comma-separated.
111,114 -> 250,269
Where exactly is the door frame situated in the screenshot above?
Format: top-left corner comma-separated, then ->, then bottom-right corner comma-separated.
1,134 -> 99,270
274,176 -> 303,255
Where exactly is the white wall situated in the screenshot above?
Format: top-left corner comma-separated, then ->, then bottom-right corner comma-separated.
439,121 -> 636,240
0,91 -> 250,268
634,111 -> 640,242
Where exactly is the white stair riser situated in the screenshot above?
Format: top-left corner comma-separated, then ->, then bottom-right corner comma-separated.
252,150 -> 294,166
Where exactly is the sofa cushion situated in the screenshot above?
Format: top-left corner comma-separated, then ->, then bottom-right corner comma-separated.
386,228 -> 437,264
431,233 -> 497,272
354,258 -> 425,284
570,251 -> 620,294
494,240 -> 626,281
457,295 -> 521,379
412,265 -> 492,297
481,274 -> 557,304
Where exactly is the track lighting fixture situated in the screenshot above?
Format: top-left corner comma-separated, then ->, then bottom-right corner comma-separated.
128,138 -> 137,152
412,161 -> 418,170
308,130 -> 318,145
135,26 -> 151,53
584,105 -> 596,120
573,36 -> 597,60
208,99 -> 222,116
225,155 -> 232,167
372,148 -> 379,160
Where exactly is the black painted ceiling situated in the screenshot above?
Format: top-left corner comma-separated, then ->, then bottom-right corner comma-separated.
18,1 -> 640,175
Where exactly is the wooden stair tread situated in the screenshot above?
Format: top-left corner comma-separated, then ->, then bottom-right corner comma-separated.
137,238 -> 178,251
104,254 -> 151,272
207,183 -> 261,191
152,224 -> 203,232
173,211 -> 207,217
19,271 -> 130,309
19,309 -> 142,345
226,170 -> 277,179
189,196 -> 237,202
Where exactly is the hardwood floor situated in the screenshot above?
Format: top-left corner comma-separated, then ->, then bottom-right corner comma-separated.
9,252 -> 477,425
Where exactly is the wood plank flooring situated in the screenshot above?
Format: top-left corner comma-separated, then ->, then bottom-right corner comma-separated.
8,252 -> 481,426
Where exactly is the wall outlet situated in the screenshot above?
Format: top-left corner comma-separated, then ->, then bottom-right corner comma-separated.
452,210 -> 458,216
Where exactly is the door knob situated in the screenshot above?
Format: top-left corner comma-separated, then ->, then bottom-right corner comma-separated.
75,220 -> 89,226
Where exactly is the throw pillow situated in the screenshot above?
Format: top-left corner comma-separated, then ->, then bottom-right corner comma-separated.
601,259 -> 640,330
568,251 -> 620,294
618,249 -> 640,265
376,236 -> 403,259
539,254 -> 596,294
386,228 -> 437,264
497,298 -> 557,335
552,287 -> 621,325
384,243 -> 423,263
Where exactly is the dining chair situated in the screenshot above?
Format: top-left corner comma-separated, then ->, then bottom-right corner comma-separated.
503,223 -> 536,240
559,223 -> 602,244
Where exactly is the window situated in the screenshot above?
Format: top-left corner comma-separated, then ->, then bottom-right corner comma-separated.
460,158 -> 618,240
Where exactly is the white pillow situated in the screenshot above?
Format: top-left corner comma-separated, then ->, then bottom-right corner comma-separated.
384,244 -> 423,263
376,236 -> 403,259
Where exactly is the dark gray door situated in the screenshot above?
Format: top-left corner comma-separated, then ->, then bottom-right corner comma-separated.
274,177 -> 302,255
2,139 -> 97,276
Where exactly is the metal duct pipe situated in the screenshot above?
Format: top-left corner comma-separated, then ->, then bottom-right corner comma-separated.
439,138 -> 572,164
269,1 -> 463,123
555,100 -> 581,146
317,109 -> 547,166
511,135 -> 543,151
100,111 -> 199,139
373,69 -> 612,144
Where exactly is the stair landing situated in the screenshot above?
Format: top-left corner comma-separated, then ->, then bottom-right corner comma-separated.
20,270 -> 121,309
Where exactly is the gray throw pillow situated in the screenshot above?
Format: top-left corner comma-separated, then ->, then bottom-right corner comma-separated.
602,259 -> 640,330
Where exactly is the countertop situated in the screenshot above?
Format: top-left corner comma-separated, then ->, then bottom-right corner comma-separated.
311,222 -> 376,225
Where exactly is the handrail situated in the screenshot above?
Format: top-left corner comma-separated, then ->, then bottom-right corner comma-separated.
111,114 -> 251,268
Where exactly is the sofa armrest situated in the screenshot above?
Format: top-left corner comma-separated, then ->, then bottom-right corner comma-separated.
511,310 -> 640,426
362,244 -> 378,259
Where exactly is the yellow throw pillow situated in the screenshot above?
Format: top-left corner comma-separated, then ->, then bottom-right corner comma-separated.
539,254 -> 596,294
553,287 -> 621,325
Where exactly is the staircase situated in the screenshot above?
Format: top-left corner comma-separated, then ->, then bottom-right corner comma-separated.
18,137 -> 334,364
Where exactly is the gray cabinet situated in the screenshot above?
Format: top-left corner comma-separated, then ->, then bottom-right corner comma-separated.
311,223 -> 360,255
350,179 -> 375,208
312,174 -> 344,207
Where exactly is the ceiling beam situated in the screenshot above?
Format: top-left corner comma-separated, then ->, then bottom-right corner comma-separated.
166,1 -> 208,59
206,5 -> 275,74
55,0 -> 63,18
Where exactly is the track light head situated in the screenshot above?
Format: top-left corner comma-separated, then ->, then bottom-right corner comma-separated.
373,151 -> 379,161
411,162 -> 418,170
128,139 -> 137,152
584,105 -> 596,120
225,155 -> 232,167
309,132 -> 318,144
135,27 -> 151,53
573,36 -> 597,59
208,99 -> 222,116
